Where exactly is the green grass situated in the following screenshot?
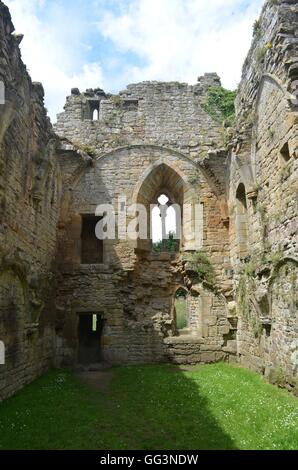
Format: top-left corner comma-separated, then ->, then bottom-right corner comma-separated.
0,363 -> 297,450
175,297 -> 187,329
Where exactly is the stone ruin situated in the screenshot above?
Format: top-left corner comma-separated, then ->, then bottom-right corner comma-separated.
0,0 -> 297,399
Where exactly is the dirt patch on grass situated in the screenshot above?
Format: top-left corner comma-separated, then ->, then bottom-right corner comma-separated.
76,371 -> 114,392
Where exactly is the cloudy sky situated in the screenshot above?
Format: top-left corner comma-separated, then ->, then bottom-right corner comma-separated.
6,0 -> 264,121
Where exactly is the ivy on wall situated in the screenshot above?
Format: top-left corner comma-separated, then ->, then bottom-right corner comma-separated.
202,86 -> 237,126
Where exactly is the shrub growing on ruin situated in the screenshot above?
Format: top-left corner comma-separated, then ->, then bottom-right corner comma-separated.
202,86 -> 236,126
185,251 -> 215,285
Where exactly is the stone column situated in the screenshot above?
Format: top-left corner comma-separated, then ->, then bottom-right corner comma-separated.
159,204 -> 168,251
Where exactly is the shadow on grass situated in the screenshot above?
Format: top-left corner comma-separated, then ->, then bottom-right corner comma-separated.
0,365 -> 237,450
86,364 -> 238,450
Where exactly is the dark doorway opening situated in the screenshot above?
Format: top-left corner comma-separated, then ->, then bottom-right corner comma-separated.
78,313 -> 104,364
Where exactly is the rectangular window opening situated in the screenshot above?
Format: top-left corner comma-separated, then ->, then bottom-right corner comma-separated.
81,214 -> 104,264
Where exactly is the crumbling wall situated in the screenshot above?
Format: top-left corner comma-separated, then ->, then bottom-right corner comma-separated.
0,1 -> 61,399
1,0 -> 297,396
229,0 -> 298,389
54,75 -> 224,160
55,123 -> 232,365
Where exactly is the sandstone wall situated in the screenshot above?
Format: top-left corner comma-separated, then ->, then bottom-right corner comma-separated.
1,0 -> 297,396
0,2 -> 61,399
229,0 -> 298,388
54,75 -> 223,160
54,75 -> 234,366
54,141 -> 232,365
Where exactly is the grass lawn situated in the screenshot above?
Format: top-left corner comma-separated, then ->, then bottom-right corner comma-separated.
0,363 -> 297,450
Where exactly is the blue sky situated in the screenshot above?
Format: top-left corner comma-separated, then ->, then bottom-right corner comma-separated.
6,0 -> 264,121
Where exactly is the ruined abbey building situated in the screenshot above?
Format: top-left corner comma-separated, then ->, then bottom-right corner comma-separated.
0,0 -> 297,400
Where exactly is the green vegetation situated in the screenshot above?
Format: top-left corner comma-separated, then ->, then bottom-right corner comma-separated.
0,364 -> 297,450
152,231 -> 179,253
188,175 -> 199,185
185,251 -> 215,285
203,86 -> 236,126
77,144 -> 97,157
175,296 -> 187,330
253,19 -> 262,39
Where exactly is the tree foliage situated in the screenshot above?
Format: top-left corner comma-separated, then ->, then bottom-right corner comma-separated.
152,231 -> 179,253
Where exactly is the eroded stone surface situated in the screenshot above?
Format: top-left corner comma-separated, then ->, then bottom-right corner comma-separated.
0,0 -> 297,399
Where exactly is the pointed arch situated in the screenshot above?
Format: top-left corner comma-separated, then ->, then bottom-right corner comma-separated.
132,161 -> 200,252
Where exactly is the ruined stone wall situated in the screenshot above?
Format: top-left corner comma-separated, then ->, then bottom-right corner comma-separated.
228,0 -> 298,388
1,0 -> 297,397
54,80 -> 233,366
54,74 -> 224,160
0,2 -> 61,399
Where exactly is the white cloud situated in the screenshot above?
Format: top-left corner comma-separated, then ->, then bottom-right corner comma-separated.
5,0 -> 105,121
4,0 -> 265,121
99,0 -> 264,89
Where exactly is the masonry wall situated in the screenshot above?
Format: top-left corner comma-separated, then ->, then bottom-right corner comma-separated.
57,144 -> 231,364
1,0 -> 297,398
0,2 -> 61,399
54,79 -> 233,366
228,0 -> 298,388
54,75 -> 224,159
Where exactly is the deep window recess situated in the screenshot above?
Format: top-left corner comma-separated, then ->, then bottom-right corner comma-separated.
280,142 -> 291,163
174,288 -> 188,330
81,215 -> 103,264
151,194 -> 179,253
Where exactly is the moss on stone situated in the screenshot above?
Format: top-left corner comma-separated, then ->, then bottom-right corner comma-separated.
77,144 -> 97,157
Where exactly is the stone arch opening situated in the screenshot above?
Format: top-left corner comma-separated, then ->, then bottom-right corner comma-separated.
174,287 -> 189,331
83,100 -> 100,120
151,194 -> 179,253
92,108 -> 99,121
134,162 -> 197,253
236,183 -> 248,259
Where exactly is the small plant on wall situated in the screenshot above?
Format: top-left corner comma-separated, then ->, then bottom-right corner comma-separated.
184,250 -> 215,286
